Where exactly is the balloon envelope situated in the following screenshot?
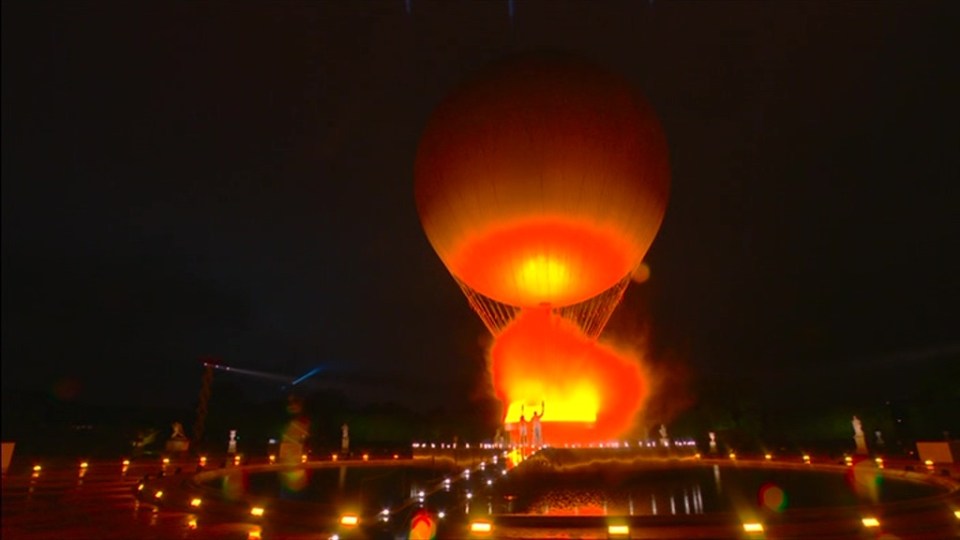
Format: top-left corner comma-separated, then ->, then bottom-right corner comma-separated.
416,55 -> 670,308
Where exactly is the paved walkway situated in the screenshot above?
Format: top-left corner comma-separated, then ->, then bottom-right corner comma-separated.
1,459 -> 320,540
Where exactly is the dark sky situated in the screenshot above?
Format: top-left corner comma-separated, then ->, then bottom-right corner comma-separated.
3,2 -> 958,414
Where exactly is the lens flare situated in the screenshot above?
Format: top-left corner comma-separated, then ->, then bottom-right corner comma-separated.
758,483 -> 787,512
491,306 -> 647,443
847,457 -> 881,502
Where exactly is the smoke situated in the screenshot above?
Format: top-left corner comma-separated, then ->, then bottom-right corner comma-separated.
602,302 -> 694,438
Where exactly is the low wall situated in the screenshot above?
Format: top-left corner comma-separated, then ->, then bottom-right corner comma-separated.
1,442 -> 14,473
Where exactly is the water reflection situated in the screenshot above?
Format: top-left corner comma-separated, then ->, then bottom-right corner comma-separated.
498,463 -> 938,515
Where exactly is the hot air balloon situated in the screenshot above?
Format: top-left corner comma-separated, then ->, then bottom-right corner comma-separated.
415,55 -> 670,442
416,54 -> 669,337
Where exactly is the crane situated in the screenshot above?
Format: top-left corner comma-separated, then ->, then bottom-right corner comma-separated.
191,357 -> 322,445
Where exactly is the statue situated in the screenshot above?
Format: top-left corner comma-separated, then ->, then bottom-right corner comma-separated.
659,424 -> 670,448
280,396 -> 310,464
852,416 -> 863,437
708,431 -> 718,453
227,429 -> 238,455
164,421 -> 189,452
341,423 -> 350,454
852,415 -> 867,455
170,422 -> 187,440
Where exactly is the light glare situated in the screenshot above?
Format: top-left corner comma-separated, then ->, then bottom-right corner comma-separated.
470,520 -> 492,533
608,524 -> 630,536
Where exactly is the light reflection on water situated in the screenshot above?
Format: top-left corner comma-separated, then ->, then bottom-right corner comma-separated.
207,460 -> 944,519
498,464 -> 941,515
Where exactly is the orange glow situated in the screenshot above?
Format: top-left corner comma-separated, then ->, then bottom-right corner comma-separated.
542,502 -> 606,516
448,218 -> 634,307
409,509 -> 437,539
340,514 -> 359,526
491,307 -> 646,443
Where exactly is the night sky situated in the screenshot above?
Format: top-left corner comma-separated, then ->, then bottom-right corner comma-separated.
3,2 -> 957,418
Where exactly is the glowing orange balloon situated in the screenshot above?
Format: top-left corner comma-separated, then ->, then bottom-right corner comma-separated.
416,55 -> 670,308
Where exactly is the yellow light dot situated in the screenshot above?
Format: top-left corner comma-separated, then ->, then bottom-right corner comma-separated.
608,524 -> 629,536
743,522 -> 764,533
250,506 -> 265,517
861,517 -> 880,528
470,520 -> 492,534
190,498 -> 202,507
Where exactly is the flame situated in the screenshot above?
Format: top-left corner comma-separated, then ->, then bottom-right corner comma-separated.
490,306 -> 647,442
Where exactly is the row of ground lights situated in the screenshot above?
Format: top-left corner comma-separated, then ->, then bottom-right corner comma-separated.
31,453 -> 910,472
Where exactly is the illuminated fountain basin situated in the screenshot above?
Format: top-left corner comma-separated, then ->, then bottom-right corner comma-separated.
153,449 -> 960,539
